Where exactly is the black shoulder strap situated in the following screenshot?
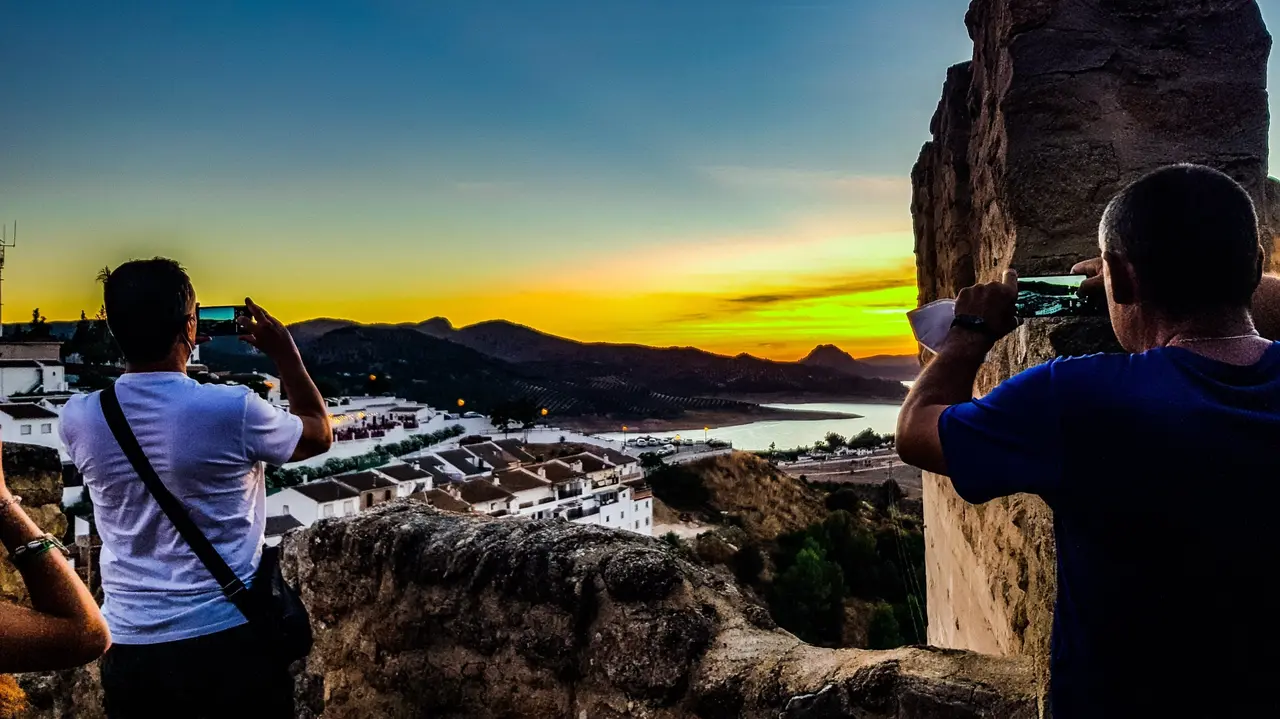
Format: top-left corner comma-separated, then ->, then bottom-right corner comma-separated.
100,384 -> 256,621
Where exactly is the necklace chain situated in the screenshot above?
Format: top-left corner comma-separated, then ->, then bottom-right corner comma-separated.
1167,333 -> 1261,346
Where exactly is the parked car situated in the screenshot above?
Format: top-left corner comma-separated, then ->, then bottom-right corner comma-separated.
682,438 -> 695,446
707,439 -> 729,449
635,438 -> 649,447
661,444 -> 677,456
463,411 -> 483,419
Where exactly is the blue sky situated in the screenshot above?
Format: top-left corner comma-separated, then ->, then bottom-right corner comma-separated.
2,1 -> 1278,357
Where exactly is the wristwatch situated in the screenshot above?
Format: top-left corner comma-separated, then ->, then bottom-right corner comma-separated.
950,314 -> 999,341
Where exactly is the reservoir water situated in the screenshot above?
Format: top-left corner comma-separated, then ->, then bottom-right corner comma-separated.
599,401 -> 903,452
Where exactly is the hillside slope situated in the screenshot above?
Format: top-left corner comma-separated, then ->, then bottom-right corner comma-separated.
651,452 -> 826,544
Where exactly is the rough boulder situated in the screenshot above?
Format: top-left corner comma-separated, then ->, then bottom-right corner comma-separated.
282,502 -> 1036,718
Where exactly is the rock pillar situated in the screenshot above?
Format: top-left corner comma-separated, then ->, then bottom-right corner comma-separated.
912,0 -> 1272,700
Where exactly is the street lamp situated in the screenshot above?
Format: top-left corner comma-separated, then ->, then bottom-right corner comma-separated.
704,426 -> 709,443
622,425 -> 628,447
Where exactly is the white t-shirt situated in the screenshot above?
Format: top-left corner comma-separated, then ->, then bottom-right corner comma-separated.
61,372 -> 303,645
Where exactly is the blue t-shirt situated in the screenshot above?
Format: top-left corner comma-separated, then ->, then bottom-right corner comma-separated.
940,344 -> 1280,718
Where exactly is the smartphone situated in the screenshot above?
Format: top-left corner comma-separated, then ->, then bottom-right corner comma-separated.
1015,275 -> 1105,318
196,305 -> 249,337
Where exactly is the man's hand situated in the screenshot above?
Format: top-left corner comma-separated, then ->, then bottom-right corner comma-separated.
238,298 -> 300,362
946,269 -> 1020,352
1071,257 -> 1105,298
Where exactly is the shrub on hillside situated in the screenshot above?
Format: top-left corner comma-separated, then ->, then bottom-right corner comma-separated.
867,601 -> 904,649
769,537 -> 845,646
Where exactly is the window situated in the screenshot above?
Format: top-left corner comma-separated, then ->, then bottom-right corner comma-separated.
40,423 -> 52,434
343,500 -> 355,515
645,517 -> 650,526
621,511 -> 625,519
323,504 -> 335,518
634,521 -> 639,529
19,425 -> 31,436
282,504 -> 290,515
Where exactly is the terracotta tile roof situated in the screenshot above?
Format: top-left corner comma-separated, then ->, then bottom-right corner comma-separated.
466,442 -> 519,470
457,479 -> 514,505
562,452 -> 612,474
493,439 -> 537,462
337,471 -> 398,493
412,489 -> 471,513
293,480 -> 360,503
437,449 -> 487,476
413,461 -> 456,485
0,403 -> 59,420
595,447 -> 638,465
265,514 -> 304,537
524,460 -> 582,484
494,468 -> 552,493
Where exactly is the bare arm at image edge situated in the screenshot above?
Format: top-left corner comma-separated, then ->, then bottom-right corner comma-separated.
239,298 -> 333,462
0,451 -> 110,672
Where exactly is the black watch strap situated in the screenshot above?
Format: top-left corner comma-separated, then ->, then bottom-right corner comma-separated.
951,314 -> 998,340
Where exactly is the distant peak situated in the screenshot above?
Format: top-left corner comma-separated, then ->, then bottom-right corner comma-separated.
418,317 -> 455,336
801,344 -> 855,361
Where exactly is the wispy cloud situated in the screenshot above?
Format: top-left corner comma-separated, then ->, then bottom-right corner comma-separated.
725,275 -> 913,308
698,165 -> 910,197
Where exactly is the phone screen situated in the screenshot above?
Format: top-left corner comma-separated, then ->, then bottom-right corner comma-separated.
196,305 -> 249,337
1015,275 -> 1105,318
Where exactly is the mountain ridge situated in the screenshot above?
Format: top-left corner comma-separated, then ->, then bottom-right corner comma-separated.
285,316 -> 916,379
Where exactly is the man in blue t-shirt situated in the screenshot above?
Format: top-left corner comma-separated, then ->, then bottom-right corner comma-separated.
898,164 -> 1280,718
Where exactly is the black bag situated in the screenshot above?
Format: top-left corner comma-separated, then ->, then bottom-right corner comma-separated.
100,385 -> 313,665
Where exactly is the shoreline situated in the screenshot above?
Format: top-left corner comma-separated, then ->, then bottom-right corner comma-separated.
707,393 -> 906,407
559,406 -> 864,434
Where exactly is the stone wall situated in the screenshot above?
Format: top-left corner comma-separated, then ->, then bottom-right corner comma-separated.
284,504 -> 1037,718
912,0 -> 1271,700
18,503 -> 1040,718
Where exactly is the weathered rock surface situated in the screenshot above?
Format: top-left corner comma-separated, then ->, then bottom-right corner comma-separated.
14,502 -> 1037,718
0,444 -> 68,605
912,0 -> 1272,702
281,502 -> 1036,718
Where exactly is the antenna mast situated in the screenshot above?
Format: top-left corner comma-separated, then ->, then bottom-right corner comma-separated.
0,222 -> 16,339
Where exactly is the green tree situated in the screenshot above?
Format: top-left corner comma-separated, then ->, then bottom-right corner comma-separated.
28,308 -> 50,339
639,452 -> 664,472
867,601 -> 904,649
818,511 -> 881,598
824,432 -> 846,452
769,537 -> 845,646
847,428 -> 882,450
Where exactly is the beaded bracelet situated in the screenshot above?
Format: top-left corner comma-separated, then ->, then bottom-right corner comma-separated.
0,495 -> 22,513
10,533 -> 71,567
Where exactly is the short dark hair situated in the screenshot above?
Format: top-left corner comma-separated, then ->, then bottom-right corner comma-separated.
1100,164 -> 1261,316
100,258 -> 196,364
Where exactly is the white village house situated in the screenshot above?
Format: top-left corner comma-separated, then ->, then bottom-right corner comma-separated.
265,438 -> 654,540
0,403 -> 63,458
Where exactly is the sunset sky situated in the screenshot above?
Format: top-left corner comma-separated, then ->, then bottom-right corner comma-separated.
5,1 -> 1280,359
